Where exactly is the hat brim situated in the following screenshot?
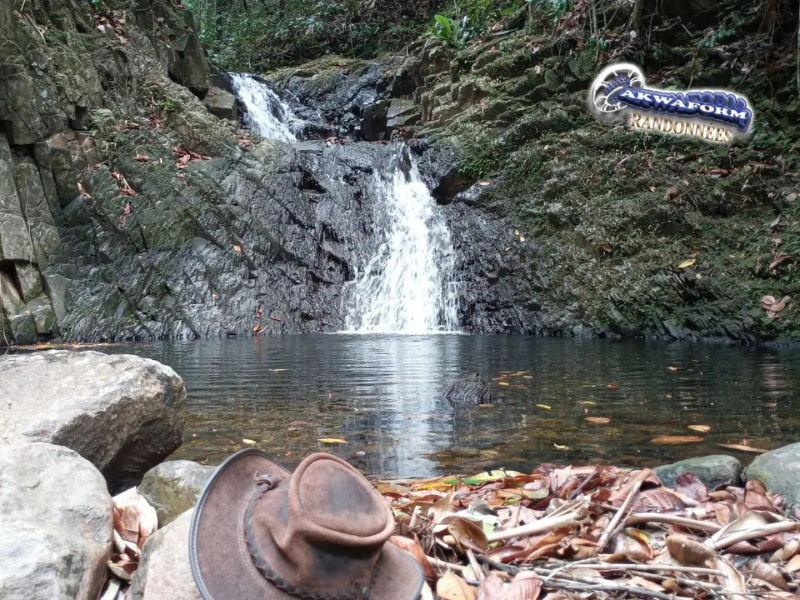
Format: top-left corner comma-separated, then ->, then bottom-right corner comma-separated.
190,449 -> 424,600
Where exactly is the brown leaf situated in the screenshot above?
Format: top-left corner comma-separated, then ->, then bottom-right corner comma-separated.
632,488 -> 686,512
675,473 -> 708,502
688,424 -> 711,433
486,545 -> 529,563
507,572 -> 542,600
135,154 -> 149,162
477,572 -> 509,600
745,480 -> 776,513
786,554 -> 800,573
651,435 -> 704,445
389,536 -> 436,581
664,187 -> 679,200
769,254 -> 794,270
667,534 -> 715,566
585,417 -> 610,425
751,560 -> 788,590
435,516 -> 489,553
769,539 -> 799,563
437,572 -> 476,600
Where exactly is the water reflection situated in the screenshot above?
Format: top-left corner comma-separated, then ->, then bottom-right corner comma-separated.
108,336 -> 800,478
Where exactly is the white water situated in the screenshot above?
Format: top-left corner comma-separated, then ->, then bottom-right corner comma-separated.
344,152 -> 460,334
230,73 -> 298,143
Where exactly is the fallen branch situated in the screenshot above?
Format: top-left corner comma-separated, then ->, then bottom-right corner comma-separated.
706,521 -> 800,550
574,562 -> 725,576
598,469 -> 651,551
543,576 -> 674,600
626,512 -> 722,533
486,508 -> 588,543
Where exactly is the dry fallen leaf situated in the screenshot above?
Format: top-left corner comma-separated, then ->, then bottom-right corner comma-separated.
585,417 -> 610,425
507,572 -> 542,600
678,259 -> 696,269
242,438 -> 257,445
389,536 -> 437,581
318,438 -> 347,444
667,534 -> 715,566
717,443 -> 768,454
437,572 -> 476,600
477,572 -> 509,600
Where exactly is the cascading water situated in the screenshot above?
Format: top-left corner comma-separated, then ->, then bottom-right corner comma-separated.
344,149 -> 460,334
230,73 -> 299,143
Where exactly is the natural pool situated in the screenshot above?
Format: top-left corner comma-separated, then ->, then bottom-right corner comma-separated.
110,335 -> 799,478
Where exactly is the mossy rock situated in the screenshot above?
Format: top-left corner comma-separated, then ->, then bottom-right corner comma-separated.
138,460 -> 216,527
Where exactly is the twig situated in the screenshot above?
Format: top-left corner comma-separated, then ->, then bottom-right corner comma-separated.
598,469 -> 650,550
573,562 -> 725,576
427,555 -> 466,573
543,577 -> 673,600
625,512 -> 722,533
567,466 -> 599,500
466,549 -> 484,582
486,509 -> 588,543
706,521 -> 800,550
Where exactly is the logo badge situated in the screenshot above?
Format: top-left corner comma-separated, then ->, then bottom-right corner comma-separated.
588,63 -> 754,144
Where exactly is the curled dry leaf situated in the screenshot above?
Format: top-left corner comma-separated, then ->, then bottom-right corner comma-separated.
667,534 -> 716,566
477,572 -> 509,600
786,554 -> 800,573
435,515 -> 489,553
717,443 -> 768,454
675,473 -> 708,502
389,536 -> 436,581
437,572 -> 476,600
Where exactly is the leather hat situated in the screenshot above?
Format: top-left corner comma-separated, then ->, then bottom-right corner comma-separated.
190,449 -> 424,600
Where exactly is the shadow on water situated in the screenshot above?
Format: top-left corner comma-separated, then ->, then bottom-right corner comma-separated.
108,335 -> 800,478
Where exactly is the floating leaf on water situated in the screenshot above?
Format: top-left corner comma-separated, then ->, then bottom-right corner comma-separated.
242,438 -> 257,445
536,404 -> 551,410
688,425 -> 711,433
318,438 -> 347,444
651,435 -> 704,445
585,417 -> 610,425
554,443 -> 569,450
578,401 -> 596,406
717,443 -> 768,454
436,571 -> 476,600
678,259 -> 696,269
667,366 -> 679,372
607,383 -> 618,389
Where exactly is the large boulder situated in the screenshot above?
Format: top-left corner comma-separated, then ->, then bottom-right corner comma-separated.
128,509 -> 202,600
203,86 -> 238,121
0,350 -> 186,491
0,442 -> 113,600
654,455 -> 742,489
139,460 -> 216,527
745,443 -> 800,510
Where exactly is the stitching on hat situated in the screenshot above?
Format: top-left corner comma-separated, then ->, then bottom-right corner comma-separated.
244,474 -> 374,600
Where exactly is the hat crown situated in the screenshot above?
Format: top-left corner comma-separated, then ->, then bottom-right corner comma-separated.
292,455 -> 392,544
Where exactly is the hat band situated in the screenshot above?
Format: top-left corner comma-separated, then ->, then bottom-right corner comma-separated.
244,474 -> 373,600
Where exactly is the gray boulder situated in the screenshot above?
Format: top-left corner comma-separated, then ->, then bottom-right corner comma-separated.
203,86 -> 238,121
139,460 -> 216,526
745,442 -> 800,509
0,442 -> 113,600
0,350 -> 186,491
654,455 -> 742,489
128,509 -> 202,600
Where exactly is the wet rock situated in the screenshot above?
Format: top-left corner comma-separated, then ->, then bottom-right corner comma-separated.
8,311 -> 36,345
445,373 -> 493,409
654,455 -> 742,489
203,87 -> 238,121
360,99 -> 390,141
0,351 -> 186,491
745,443 -> 800,509
0,442 -> 113,600
139,461 -> 216,527
128,509 -> 202,600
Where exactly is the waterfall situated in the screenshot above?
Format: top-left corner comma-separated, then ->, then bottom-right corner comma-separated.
230,74 -> 299,143
344,150 -> 460,334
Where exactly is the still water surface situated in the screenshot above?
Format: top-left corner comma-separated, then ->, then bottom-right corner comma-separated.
112,335 -> 799,479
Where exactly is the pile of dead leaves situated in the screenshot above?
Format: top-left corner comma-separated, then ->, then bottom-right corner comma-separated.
100,488 -> 158,600
95,11 -> 127,44
173,146 -> 211,173
380,464 -> 800,599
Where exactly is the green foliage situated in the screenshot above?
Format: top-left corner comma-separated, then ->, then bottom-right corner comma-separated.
526,0 -> 572,25
427,0 -> 496,48
184,0 -> 443,72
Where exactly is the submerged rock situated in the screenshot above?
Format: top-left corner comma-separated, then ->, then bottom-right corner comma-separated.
139,461 -> 216,527
128,509 -> 202,600
654,455 -> 742,489
745,442 -> 800,509
445,373 -> 493,408
0,442 -> 113,600
0,351 -> 186,491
